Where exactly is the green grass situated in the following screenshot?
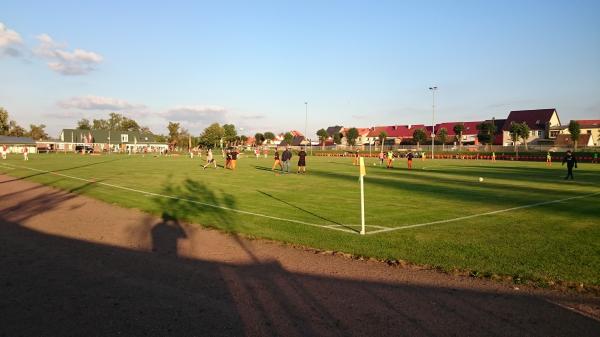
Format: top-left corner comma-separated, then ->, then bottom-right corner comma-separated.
1,152 -> 599,286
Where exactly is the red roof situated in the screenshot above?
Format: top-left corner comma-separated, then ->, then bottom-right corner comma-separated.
367,125 -> 413,138
503,109 -> 558,131
432,121 -> 482,136
341,127 -> 371,136
575,120 -> 600,128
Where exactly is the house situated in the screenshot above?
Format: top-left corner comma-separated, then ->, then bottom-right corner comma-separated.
555,120 -> 600,146
554,134 -> 594,148
58,129 -> 167,152
366,125 -> 413,145
339,127 -> 371,146
0,136 -> 37,154
501,108 -> 561,146
325,126 -> 343,138
431,121 -> 483,145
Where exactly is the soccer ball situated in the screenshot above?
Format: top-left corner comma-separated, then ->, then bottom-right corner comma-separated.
479,177 -> 484,182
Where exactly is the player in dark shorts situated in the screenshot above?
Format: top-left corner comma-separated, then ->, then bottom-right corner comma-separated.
272,148 -> 283,171
297,147 -> 307,174
406,151 -> 414,170
225,149 -> 232,169
230,148 -> 239,170
562,150 -> 577,180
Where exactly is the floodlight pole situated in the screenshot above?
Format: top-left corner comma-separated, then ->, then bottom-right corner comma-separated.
429,86 -> 438,159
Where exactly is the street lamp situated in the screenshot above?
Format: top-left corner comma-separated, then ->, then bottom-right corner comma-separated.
429,86 -> 438,159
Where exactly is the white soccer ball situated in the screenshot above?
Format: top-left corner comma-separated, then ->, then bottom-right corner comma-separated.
479,177 -> 484,182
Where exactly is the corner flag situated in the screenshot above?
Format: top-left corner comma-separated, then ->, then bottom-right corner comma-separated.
359,157 -> 366,235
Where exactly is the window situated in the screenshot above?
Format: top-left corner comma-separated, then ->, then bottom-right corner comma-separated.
121,134 -> 129,143
537,130 -> 543,137
587,130 -> 592,135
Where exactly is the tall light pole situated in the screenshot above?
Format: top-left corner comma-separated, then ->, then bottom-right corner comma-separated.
429,86 -> 437,159
304,102 -> 308,143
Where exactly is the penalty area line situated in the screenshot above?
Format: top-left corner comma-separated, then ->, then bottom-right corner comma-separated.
0,163 -> 359,234
366,190 -> 600,235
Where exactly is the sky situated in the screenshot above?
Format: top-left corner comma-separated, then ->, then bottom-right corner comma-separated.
1,0 -> 599,138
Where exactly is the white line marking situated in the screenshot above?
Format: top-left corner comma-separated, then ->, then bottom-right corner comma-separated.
1,163 -> 358,234
366,190 -> 600,235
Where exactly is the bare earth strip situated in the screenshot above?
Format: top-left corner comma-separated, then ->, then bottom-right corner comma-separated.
0,174 -> 599,336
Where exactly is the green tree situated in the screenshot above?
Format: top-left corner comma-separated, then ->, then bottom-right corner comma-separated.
476,122 -> 496,150
333,132 -> 342,145
223,124 -> 237,145
240,135 -> 248,144
316,128 -> 328,150
346,127 -> 359,147
140,126 -> 152,134
199,123 -> 224,148
518,122 -> 530,151
120,117 -> 140,132
283,132 -> 294,145
264,132 -> 276,145
77,118 -> 91,130
453,123 -> 465,149
437,128 -> 448,151
167,122 -> 181,147
378,131 -> 387,151
28,124 -> 48,140
0,107 -> 10,135
108,112 -> 124,129
568,120 -> 581,150
509,122 -> 522,156
92,119 -> 109,130
155,134 -> 168,143
254,132 -> 265,146
8,120 -> 26,137
412,128 -> 427,148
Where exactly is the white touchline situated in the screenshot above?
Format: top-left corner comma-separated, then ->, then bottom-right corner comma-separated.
366,190 -> 600,235
1,163 -> 363,234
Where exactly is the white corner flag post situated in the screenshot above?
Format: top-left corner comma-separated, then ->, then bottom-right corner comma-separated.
359,157 -> 366,235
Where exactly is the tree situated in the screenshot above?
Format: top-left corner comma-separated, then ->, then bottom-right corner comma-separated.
0,107 -> 10,135
120,117 -> 140,132
240,135 -> 248,145
283,132 -> 294,145
8,120 -> 26,137
140,126 -> 152,134
568,120 -> 581,150
437,128 -> 448,151
509,122 -> 522,156
378,131 -> 387,151
167,122 -> 181,147
223,124 -> 237,145
199,123 -> 224,148
346,127 -> 359,147
316,129 -> 328,150
28,124 -> 48,140
518,122 -> 530,151
77,118 -> 91,130
412,128 -> 427,149
453,123 -> 465,149
155,134 -> 168,143
476,122 -> 496,150
333,132 -> 342,145
92,119 -> 110,130
108,112 -> 124,130
263,132 -> 275,145
254,133 -> 265,146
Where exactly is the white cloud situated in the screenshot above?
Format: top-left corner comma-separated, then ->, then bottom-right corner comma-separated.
165,105 -> 228,123
35,33 -> 103,75
0,22 -> 23,58
58,95 -> 145,110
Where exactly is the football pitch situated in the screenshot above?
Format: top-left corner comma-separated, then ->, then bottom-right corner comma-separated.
1,153 -> 599,286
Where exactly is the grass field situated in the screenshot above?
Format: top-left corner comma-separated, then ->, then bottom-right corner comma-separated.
1,152 -> 599,287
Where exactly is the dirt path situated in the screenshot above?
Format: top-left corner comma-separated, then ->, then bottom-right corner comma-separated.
1,174 -> 599,336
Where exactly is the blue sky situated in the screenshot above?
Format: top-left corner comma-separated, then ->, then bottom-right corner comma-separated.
1,0 -> 599,137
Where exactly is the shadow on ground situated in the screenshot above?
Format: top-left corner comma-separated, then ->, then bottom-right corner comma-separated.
1,175 -> 599,336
